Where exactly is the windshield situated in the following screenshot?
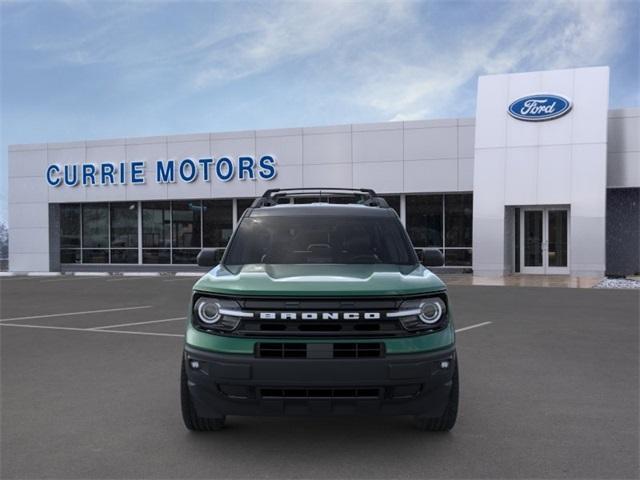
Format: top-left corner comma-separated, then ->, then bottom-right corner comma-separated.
223,214 -> 417,269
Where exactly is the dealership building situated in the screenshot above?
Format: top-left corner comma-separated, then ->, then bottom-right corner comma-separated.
7,66 -> 640,276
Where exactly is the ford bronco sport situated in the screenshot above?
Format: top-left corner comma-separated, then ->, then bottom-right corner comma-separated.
181,188 -> 458,431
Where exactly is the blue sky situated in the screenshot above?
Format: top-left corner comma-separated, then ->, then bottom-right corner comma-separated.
1,0 -> 638,223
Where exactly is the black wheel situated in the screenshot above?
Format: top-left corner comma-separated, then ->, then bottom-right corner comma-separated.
414,365 -> 459,432
181,358 -> 225,431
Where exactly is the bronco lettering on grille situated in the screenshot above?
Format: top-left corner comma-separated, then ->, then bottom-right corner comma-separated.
258,312 -> 382,320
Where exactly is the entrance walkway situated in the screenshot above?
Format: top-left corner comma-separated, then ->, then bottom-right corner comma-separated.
440,274 -> 601,289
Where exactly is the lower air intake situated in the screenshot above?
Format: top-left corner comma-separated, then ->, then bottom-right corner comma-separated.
260,388 -> 381,399
256,342 -> 384,358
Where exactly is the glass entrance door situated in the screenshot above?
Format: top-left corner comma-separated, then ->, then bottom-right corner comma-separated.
519,208 -> 569,274
522,210 -> 545,274
546,210 -> 569,273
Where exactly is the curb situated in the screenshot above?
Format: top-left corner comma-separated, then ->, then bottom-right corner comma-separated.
1,271 -> 202,277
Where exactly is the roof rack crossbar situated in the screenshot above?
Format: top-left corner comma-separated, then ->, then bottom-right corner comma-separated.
251,187 -> 389,208
262,187 -> 376,197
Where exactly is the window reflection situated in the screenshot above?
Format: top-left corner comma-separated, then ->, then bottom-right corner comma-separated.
381,196 -> 400,216
60,204 -> 81,248
406,194 -> 443,248
111,203 -> 138,248
82,204 -> 109,248
60,199 -> 235,265
110,249 -> 138,264
142,202 -> 171,264
172,201 -> 202,248
203,199 -> 233,247
82,249 -> 109,263
142,202 -> 171,248
58,195 -> 473,267
236,198 -> 254,221
445,194 -> 473,248
406,193 -> 473,266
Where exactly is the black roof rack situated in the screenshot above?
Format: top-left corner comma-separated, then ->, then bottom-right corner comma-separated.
251,188 -> 390,208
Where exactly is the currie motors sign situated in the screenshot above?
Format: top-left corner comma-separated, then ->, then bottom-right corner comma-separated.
508,94 -> 572,122
45,155 -> 277,187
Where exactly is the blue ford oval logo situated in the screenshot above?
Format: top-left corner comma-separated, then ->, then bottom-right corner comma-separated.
508,94 -> 572,121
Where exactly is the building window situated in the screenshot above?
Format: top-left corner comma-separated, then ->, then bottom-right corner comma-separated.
142,249 -> 170,264
203,199 -> 233,247
406,193 -> 473,267
60,204 -> 81,263
82,204 -> 108,248
60,249 -> 81,263
444,248 -> 472,267
381,195 -> 400,216
142,201 -> 171,264
172,201 -> 202,248
171,200 -> 202,264
292,197 -> 315,204
82,203 -> 109,262
57,195 -> 435,267
111,249 -> 138,264
444,194 -> 472,247
444,194 -> 473,267
236,198 -> 254,221
82,249 -> 109,264
110,202 -> 138,264
406,194 -> 443,248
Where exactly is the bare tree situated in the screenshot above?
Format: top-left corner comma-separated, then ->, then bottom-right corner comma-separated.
0,221 -> 8,260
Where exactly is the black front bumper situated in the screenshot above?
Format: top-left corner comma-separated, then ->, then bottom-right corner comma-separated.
184,344 -> 456,418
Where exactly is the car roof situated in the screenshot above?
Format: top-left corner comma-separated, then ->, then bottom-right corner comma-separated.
246,203 -> 398,218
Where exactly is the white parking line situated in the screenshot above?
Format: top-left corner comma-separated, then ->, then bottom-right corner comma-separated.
91,317 -> 186,330
0,323 -> 183,338
455,321 -> 492,333
0,306 -> 152,323
0,318 -> 493,339
105,277 -> 151,282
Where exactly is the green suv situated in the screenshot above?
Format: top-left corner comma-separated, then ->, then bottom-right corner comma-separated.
181,188 -> 458,431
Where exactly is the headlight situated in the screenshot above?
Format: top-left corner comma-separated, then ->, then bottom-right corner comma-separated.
193,296 -> 252,331
389,296 -> 447,331
195,298 -> 221,324
418,298 -> 445,324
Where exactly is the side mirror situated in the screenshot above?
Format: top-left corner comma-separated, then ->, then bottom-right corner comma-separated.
415,248 -> 444,267
197,248 -> 225,267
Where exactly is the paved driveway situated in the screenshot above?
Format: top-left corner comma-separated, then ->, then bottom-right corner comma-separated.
1,276 -> 638,479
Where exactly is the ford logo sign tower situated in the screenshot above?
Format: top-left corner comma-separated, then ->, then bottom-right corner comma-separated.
508,94 -> 572,121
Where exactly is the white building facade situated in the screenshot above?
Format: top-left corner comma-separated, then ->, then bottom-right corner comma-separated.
8,66 -> 640,276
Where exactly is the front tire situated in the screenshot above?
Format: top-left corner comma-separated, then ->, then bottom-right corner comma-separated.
414,365 -> 459,432
181,358 -> 225,431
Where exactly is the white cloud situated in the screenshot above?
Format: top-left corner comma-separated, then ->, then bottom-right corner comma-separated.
349,0 -> 626,120
190,1 -> 413,89
13,0 -> 631,121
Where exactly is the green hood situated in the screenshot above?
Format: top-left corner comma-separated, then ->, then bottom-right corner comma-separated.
193,264 -> 445,297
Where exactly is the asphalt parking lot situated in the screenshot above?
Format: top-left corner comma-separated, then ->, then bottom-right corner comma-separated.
1,276 -> 638,479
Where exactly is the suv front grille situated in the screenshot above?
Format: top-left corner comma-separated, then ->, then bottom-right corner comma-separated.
256,342 -> 384,359
232,297 -> 410,337
239,319 -> 403,336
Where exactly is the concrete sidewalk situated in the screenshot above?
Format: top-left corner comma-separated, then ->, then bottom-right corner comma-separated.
440,274 -> 601,288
